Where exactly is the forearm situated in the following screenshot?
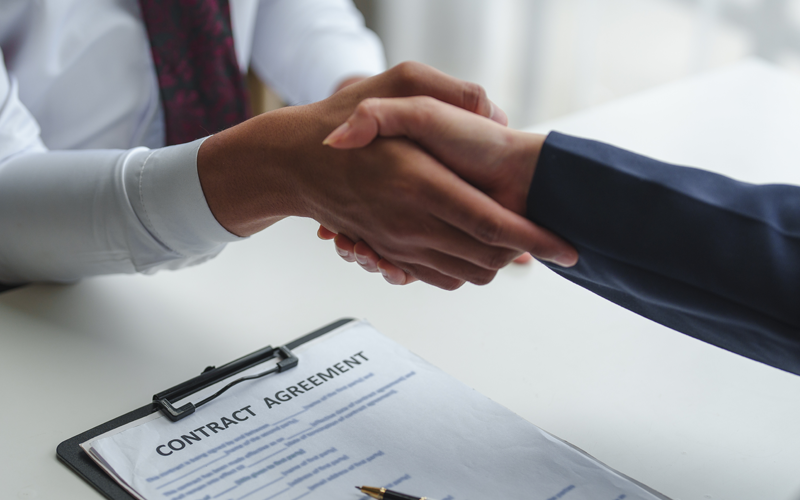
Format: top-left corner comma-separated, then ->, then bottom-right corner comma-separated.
527,132 -> 800,375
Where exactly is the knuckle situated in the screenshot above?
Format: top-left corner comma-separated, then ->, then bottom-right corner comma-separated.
461,82 -> 488,114
474,217 -> 505,245
482,248 -> 516,270
392,61 -> 424,87
356,97 -> 381,116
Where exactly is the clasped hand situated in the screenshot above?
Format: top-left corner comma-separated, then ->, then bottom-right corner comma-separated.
197,62 -> 577,290
317,94 -> 579,287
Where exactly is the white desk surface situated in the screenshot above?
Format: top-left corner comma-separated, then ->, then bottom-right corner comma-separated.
2,59 -> 799,500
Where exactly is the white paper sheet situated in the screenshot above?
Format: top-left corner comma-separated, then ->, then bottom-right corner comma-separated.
82,320 -> 667,500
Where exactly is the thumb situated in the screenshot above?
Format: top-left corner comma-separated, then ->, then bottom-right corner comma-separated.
322,98 -> 384,149
322,96 -> 502,152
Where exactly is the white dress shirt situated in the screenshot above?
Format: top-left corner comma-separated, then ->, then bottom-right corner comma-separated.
0,0 -> 385,284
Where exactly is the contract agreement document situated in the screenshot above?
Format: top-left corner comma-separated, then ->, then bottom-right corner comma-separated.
81,320 -> 667,500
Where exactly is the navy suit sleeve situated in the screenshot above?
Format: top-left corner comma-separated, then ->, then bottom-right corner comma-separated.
527,132 -> 800,375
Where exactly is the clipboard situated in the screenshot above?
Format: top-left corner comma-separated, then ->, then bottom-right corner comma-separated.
56,318 -> 356,500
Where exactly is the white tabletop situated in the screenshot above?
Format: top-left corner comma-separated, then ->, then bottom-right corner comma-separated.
2,59 -> 799,500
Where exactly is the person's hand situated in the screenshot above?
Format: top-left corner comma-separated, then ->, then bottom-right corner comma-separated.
318,95 -> 578,285
197,62 -> 569,290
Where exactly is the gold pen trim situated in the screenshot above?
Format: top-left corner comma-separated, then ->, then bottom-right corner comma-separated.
358,485 -> 429,500
358,486 -> 386,499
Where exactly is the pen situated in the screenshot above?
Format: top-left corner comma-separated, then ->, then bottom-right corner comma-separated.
356,485 -> 429,500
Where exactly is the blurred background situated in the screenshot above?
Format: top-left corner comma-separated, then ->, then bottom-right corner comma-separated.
341,0 -> 800,128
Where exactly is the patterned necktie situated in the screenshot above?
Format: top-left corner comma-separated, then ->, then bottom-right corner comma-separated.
138,0 -> 251,146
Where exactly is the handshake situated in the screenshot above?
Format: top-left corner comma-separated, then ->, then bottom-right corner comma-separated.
316,92 -> 579,288
198,62 -> 578,291
198,61 -> 800,372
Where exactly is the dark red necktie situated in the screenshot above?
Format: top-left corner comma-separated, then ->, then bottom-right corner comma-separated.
138,0 -> 250,146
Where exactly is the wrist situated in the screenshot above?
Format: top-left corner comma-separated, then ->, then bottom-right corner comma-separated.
500,130 -> 545,215
197,106 -> 325,237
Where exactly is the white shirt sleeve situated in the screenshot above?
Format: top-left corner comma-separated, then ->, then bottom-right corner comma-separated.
0,1 -> 385,284
0,53 -> 240,284
250,0 -> 387,105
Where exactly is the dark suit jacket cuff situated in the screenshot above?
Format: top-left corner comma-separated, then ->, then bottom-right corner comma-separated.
526,131 -> 800,375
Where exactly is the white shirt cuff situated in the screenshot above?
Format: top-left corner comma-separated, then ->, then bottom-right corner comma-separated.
125,138 -> 243,259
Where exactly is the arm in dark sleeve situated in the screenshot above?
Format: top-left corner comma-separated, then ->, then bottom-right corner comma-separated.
527,132 -> 800,375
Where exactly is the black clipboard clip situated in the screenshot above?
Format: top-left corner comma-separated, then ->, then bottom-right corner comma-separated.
153,345 -> 298,422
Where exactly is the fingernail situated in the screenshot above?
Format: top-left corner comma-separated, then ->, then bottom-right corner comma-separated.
335,246 -> 350,259
322,122 -> 350,146
379,267 -> 397,285
355,253 -> 368,265
552,252 -> 578,267
489,100 -> 509,126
